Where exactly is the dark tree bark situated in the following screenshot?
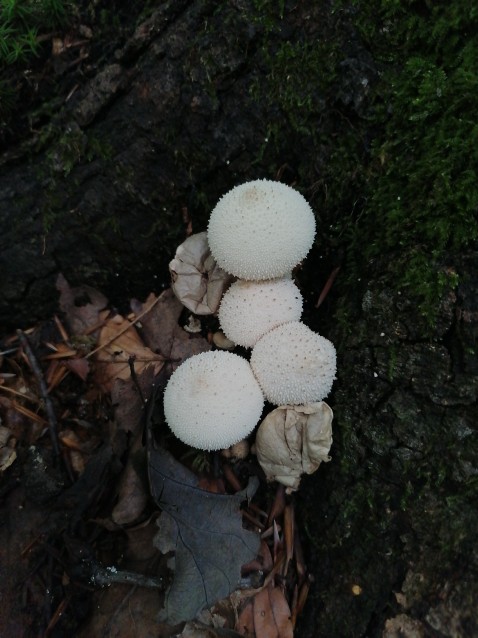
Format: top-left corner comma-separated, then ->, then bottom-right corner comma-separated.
1,0 -> 275,328
1,2 -> 476,637
298,252 -> 478,637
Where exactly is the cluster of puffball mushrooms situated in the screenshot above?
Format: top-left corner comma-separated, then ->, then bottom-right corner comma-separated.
164,179 -> 336,491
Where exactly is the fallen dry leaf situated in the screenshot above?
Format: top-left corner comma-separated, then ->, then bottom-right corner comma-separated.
149,446 -> 260,624
124,520 -> 162,564
131,289 -> 183,357
0,396 -> 47,435
169,331 -> 211,370
94,314 -> 164,392
76,585 -> 178,638
154,510 -> 178,555
111,366 -> 157,435
236,585 -> 293,638
45,358 -> 69,391
131,289 -> 212,367
110,368 -> 164,524
56,273 -> 108,336
178,621 -> 243,637
111,434 -> 148,525
58,429 -> 85,474
62,358 -> 90,381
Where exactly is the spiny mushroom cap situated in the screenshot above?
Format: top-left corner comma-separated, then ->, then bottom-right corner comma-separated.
218,278 -> 303,348
163,351 -> 264,450
250,321 -> 336,405
207,180 -> 316,280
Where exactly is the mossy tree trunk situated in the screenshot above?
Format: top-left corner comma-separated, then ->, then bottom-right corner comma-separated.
1,1 -> 476,636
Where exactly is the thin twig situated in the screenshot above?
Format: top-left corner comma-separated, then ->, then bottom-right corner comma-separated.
85,295 -> 162,360
0,347 -> 19,356
91,563 -> 164,589
128,355 -> 146,406
315,265 -> 341,308
17,330 -> 61,459
45,597 -> 70,637
0,384 -> 41,404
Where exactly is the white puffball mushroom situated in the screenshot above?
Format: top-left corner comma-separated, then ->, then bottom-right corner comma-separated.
163,351 -> 264,450
207,180 -> 316,280
218,278 -> 303,348
250,321 -> 336,405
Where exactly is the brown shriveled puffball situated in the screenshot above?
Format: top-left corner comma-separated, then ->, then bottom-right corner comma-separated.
250,321 -> 336,405
207,180 -> 316,280
218,278 -> 303,348
254,402 -> 333,491
163,351 -> 264,450
169,231 -> 233,315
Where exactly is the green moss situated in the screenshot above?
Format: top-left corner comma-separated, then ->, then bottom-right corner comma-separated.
237,0 -> 477,324
246,4 -> 339,144
0,0 -> 68,65
0,0 -> 70,123
337,0 -> 478,319
40,126 -> 115,232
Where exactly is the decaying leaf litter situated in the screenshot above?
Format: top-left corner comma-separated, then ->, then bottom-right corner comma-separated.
0,197 -> 336,636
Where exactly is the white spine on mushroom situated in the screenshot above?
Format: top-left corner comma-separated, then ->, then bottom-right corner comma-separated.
218,277 -> 303,348
207,179 -> 316,280
250,321 -> 336,405
163,351 -> 264,451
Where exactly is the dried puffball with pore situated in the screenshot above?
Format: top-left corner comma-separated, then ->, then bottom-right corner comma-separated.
254,402 -> 333,491
169,231 -> 234,315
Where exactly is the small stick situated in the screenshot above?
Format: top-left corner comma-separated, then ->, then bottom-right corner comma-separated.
290,584 -> 299,628
294,526 -> 307,585
45,597 -> 69,637
0,347 -> 19,356
17,330 -> 61,459
128,355 -> 146,406
10,401 -> 47,426
315,266 -> 340,308
267,483 -> 286,526
53,315 -> 70,342
0,384 -> 41,404
85,295 -> 162,360
261,523 -> 281,540
283,502 -> 295,576
295,574 -> 313,618
249,503 -> 269,520
90,563 -> 164,589
222,462 -> 243,492
20,534 -> 44,558
242,509 -> 264,532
